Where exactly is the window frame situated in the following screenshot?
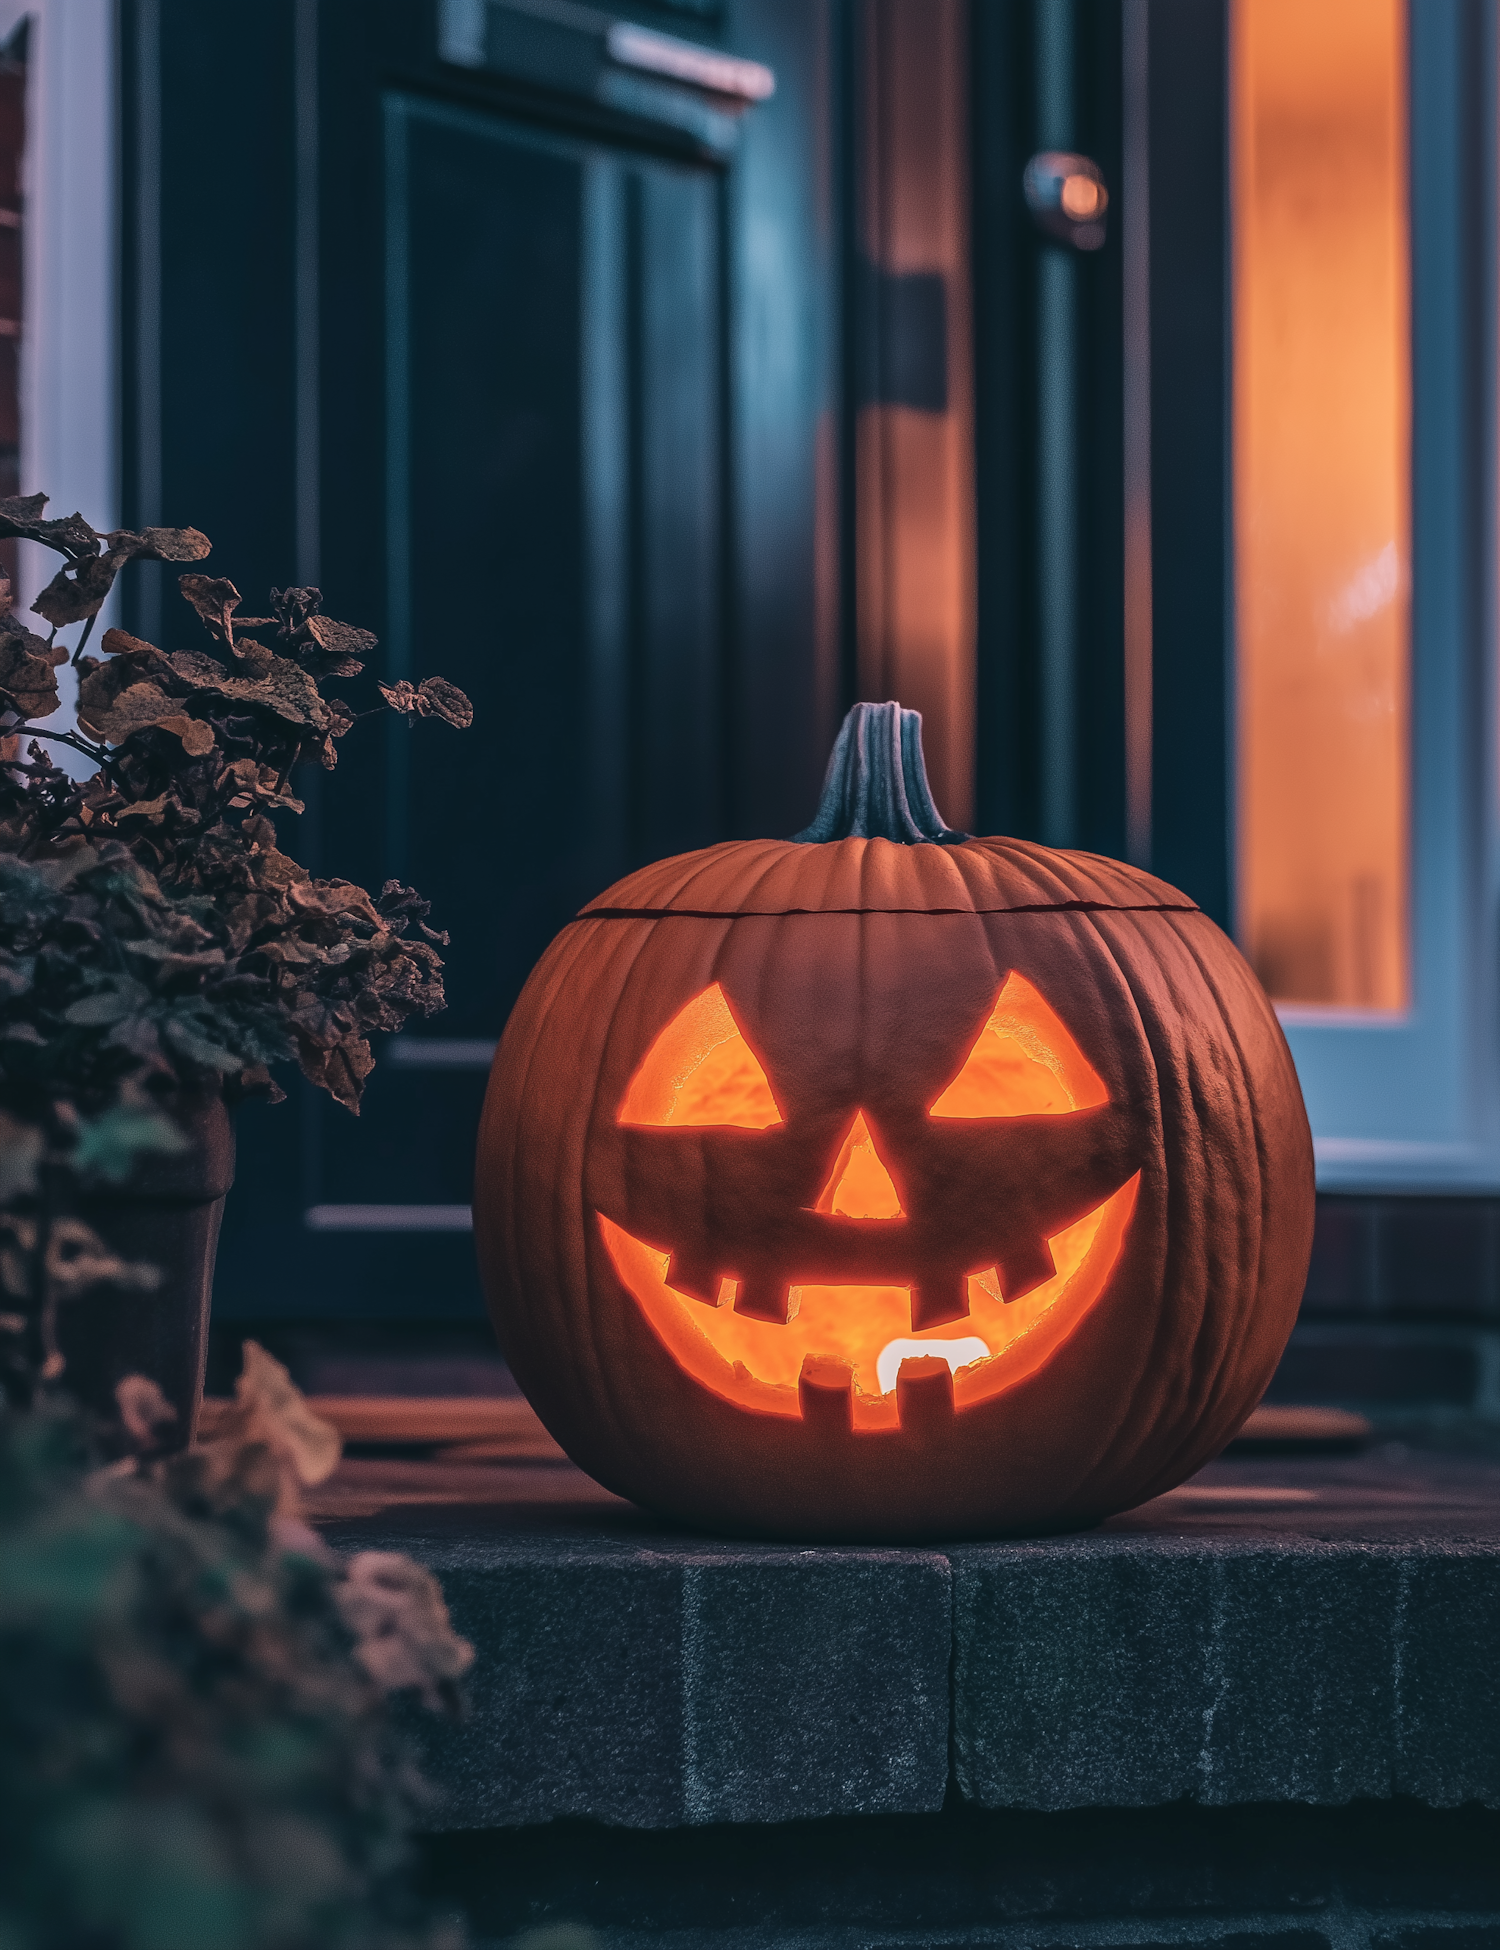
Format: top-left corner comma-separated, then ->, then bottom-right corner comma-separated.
1265,0 -> 1500,1191
9,0 -> 121,718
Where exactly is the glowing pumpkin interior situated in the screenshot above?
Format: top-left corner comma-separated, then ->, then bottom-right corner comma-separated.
604,972 -> 1136,1429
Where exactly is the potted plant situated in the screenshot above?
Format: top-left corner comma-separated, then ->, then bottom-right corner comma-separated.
0,493 -> 471,1438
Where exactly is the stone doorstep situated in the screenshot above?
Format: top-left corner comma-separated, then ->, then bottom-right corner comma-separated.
317,1449 -> 1500,1832
422,1796 -> 1500,1949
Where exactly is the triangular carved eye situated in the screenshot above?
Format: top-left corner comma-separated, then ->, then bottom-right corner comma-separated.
929,972 -> 1109,1118
619,983 -> 784,1129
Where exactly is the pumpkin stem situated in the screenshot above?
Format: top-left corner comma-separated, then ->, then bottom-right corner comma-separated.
792,701 -> 967,844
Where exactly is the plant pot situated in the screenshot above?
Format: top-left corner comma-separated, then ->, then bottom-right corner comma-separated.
58,1090 -> 236,1449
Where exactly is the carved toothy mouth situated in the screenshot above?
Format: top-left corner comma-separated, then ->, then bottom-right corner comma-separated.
596,1171 -> 1138,1431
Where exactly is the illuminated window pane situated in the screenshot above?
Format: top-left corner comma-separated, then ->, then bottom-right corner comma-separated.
1232,0 -> 1410,1010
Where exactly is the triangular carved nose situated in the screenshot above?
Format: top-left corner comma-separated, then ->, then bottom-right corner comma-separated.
813,1111 -> 905,1219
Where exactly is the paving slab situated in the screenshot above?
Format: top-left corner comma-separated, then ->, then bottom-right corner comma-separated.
319,1446 -> 1500,1829
352,1527 -> 952,1829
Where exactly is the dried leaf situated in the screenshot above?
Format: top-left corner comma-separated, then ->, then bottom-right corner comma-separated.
232,639 -> 274,676
115,1373 -> 178,1450
0,630 -> 66,718
416,675 -> 473,728
377,679 -> 418,717
299,614 -> 376,676
230,1061 -> 288,1106
76,654 -> 146,728
377,675 -> 472,728
98,626 -> 171,665
76,666 -> 196,747
0,491 -> 52,537
110,792 -> 173,826
167,649 -> 330,730
0,494 -> 100,555
30,526 -> 207,626
270,585 -> 322,630
334,1550 -> 474,1705
298,1029 -> 374,1112
127,525 -> 212,563
194,1340 -> 341,1515
178,572 -> 242,643
154,713 -> 216,757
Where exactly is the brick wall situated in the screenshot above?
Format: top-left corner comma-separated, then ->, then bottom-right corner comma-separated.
1269,1196 -> 1500,1420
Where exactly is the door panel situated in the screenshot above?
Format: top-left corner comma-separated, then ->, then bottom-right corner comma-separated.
636,165 -> 725,856
389,97 -> 607,1030
314,101 -> 728,1253
123,1 -> 833,1320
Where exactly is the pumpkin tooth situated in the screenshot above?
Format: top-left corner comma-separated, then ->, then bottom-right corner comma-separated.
798,1356 -> 854,1434
895,1356 -> 955,1435
995,1236 -> 1058,1302
910,1272 -> 969,1330
664,1250 -> 724,1307
733,1273 -> 796,1323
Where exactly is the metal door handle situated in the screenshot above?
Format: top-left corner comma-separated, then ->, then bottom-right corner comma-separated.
1024,151 -> 1109,251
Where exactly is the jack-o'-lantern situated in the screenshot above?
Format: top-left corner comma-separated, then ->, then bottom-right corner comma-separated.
475,702 -> 1314,1539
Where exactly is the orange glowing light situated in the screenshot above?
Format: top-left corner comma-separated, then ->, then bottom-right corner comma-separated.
1232,0 -> 1410,1007
813,1113 -> 905,1219
599,1176 -> 1137,1429
929,971 -> 1108,1117
618,982 -> 783,1129
1060,174 -> 1102,220
605,976 -> 1134,1427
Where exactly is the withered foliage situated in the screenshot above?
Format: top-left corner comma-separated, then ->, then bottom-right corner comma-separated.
0,1376 -> 468,1950
0,503 -> 478,1946
0,496 -> 472,1114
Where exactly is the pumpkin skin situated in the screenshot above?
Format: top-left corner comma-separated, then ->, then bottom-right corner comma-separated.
475,811 -> 1315,1542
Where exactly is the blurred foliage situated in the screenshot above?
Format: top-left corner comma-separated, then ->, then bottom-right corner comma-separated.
0,1385 -> 469,1950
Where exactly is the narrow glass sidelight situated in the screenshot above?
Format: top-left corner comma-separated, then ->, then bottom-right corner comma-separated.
1232,0 -> 1411,1011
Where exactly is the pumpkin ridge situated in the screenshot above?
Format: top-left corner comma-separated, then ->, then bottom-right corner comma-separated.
575,900 -> 1202,921
1162,914 -> 1273,1454
579,833 -> 1194,915
734,840 -> 816,929
1144,909 -> 1311,1484
662,838 -> 791,914
571,917 -> 671,1485
1007,904 -> 1169,1511
521,917 -> 636,1476
490,915 -> 600,1448
1052,902 -> 1201,1510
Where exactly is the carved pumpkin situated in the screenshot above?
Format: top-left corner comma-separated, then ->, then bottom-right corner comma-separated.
475,702 -> 1314,1539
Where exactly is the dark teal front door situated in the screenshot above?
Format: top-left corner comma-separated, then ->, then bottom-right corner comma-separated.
122,0 -> 838,1318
